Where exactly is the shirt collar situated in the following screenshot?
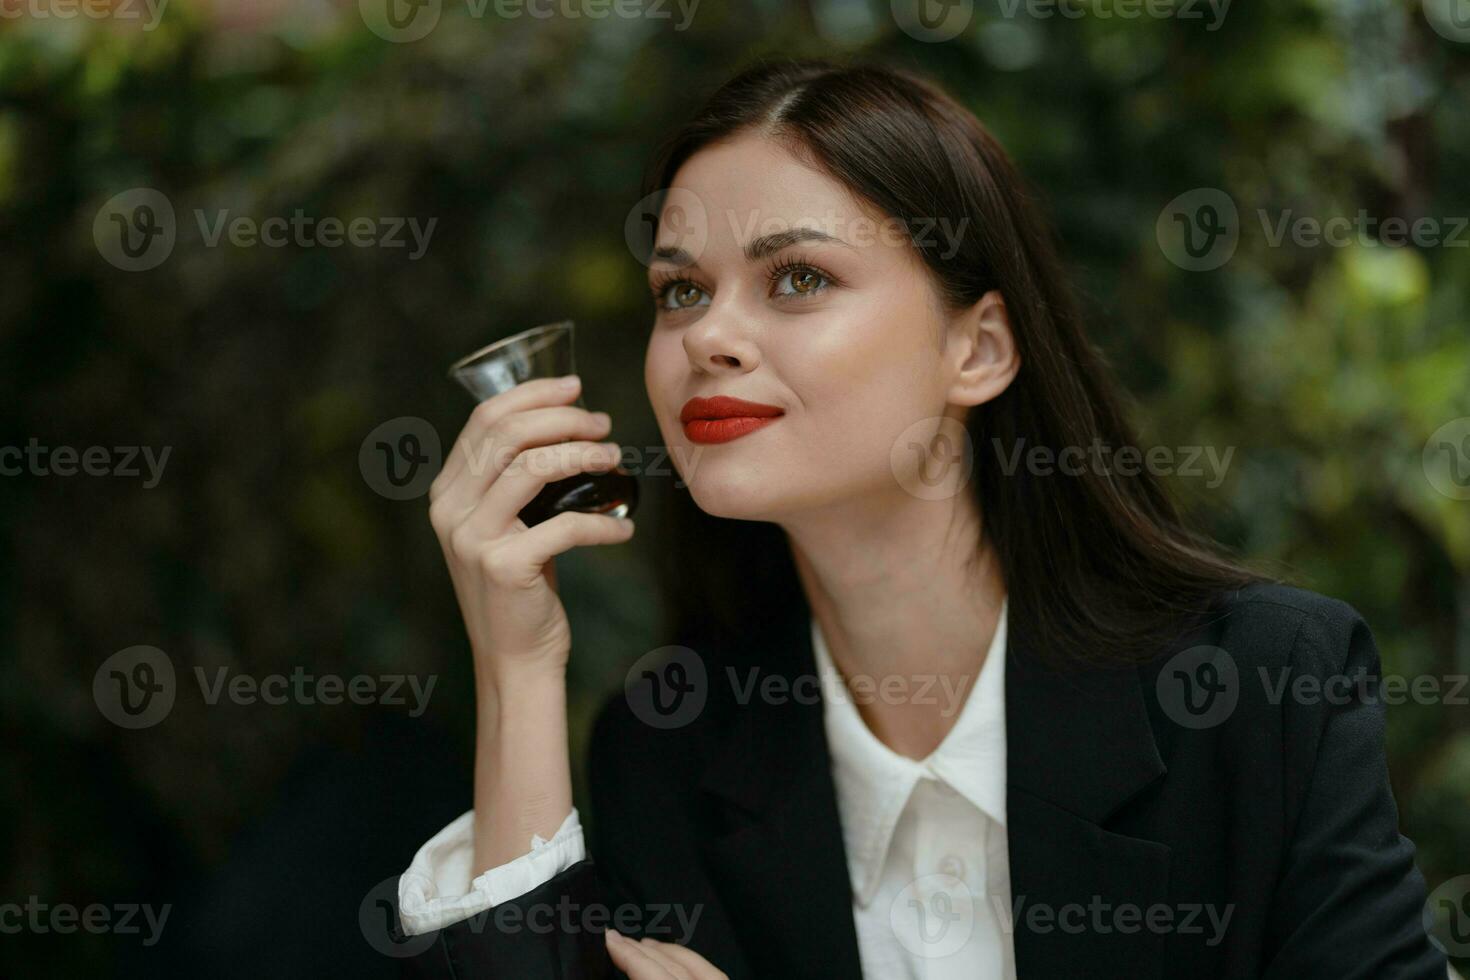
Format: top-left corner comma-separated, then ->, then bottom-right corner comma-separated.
812,597 -> 1008,908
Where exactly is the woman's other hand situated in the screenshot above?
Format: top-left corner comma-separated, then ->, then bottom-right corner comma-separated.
605,931 -> 729,980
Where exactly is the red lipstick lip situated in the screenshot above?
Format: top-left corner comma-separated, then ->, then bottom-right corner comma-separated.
679,396 -> 785,423
683,416 -> 781,444
679,395 -> 785,445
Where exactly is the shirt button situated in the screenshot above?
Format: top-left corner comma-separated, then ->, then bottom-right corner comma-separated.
939,855 -> 966,881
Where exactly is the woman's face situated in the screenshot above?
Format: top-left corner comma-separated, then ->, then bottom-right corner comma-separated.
642,132 -> 978,522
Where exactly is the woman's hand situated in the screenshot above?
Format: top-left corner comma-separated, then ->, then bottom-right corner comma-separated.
427,373 -> 633,687
428,373 -> 634,872
605,931 -> 728,980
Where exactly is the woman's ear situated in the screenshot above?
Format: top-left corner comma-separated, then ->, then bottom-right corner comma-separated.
945,288 -> 1020,408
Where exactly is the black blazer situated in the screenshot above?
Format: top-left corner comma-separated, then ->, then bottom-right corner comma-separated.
397,583 -> 1449,978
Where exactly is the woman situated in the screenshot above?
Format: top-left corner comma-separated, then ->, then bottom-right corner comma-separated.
395,58 -> 1448,978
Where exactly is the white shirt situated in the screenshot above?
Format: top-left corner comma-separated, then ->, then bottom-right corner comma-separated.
816,601 -> 1014,979
399,601 -> 1014,980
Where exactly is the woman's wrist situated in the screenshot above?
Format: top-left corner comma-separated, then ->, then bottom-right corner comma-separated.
476,655 -> 567,707
472,662 -> 573,868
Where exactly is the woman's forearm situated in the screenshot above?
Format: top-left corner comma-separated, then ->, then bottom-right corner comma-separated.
472,668 -> 575,875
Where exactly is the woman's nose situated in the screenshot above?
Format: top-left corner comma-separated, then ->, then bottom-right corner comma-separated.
683,313 -> 760,374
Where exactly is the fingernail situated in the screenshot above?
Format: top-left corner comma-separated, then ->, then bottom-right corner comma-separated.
606,928 -> 623,943
560,375 -> 581,389
593,411 -> 611,425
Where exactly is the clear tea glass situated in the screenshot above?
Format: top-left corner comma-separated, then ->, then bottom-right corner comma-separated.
448,320 -> 639,527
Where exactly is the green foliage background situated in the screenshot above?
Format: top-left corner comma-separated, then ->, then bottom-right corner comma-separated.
1,0 -> 1467,972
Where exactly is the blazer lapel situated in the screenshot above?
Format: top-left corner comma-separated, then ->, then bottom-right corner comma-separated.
1004,616 -> 1172,978
695,608 -> 863,979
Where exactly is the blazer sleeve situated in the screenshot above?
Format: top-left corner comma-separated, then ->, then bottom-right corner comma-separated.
396,856 -> 624,979
390,748 -> 635,976
1261,600 -> 1449,978
390,691 -> 682,979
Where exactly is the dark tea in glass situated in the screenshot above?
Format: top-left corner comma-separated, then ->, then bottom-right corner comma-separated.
448,321 -> 638,528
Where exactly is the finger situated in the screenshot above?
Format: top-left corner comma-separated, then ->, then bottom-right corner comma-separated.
458,440 -> 622,539
431,375 -> 583,499
605,930 -> 675,979
651,940 -> 727,980
496,510 -> 635,575
433,404 -> 612,522
634,938 -> 697,980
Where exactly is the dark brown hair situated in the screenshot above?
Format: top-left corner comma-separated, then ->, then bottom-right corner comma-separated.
641,56 -> 1262,668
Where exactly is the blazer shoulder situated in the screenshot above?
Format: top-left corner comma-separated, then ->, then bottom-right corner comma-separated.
1210,581 -> 1375,678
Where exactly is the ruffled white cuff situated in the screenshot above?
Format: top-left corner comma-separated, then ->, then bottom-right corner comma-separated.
397,806 -> 586,935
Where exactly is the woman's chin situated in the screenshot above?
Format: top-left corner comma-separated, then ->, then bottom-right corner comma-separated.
684,470 -> 783,522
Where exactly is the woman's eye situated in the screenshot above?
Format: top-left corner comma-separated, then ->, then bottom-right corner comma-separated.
658,281 -> 709,311
774,267 -> 829,298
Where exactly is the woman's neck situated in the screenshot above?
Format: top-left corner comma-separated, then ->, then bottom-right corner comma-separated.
782,489 -> 1005,760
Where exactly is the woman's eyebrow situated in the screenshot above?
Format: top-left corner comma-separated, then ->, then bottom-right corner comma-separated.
649,227 -> 854,274
741,227 -> 853,262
